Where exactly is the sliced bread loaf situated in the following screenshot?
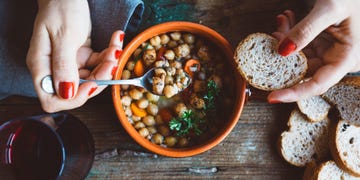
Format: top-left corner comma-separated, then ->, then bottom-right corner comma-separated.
329,120 -> 360,177
303,161 -> 360,180
233,33 -> 307,91
322,76 -> 360,126
278,109 -> 330,167
297,95 -> 331,122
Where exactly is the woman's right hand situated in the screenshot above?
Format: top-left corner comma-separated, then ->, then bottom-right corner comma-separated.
268,0 -> 360,103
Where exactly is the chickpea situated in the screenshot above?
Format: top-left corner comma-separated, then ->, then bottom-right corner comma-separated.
146,103 -> 159,116
137,98 -> 149,109
165,136 -> 177,147
183,33 -> 195,44
122,69 -> 131,79
132,115 -> 141,122
150,35 -> 161,47
155,114 -> 164,125
174,103 -> 188,117
152,133 -> 164,144
147,126 -> 157,134
165,67 -> 176,76
121,95 -> 132,106
158,125 -> 170,136
129,88 -> 143,100
152,76 -> 165,95
190,95 -> 205,109
160,34 -> 170,45
154,68 -> 166,76
193,80 -> 206,93
164,85 -> 179,98
164,50 -> 175,61
133,48 -> 142,59
165,75 -> 174,85
170,32 -> 181,41
170,61 -> 182,69
142,115 -> 155,126
138,127 -> 150,137
126,61 -> 135,71
197,45 -> 211,61
134,122 -> 145,129
124,106 -> 132,116
154,60 -> 166,68
143,49 -> 156,66
167,40 -> 178,49
146,93 -> 160,102
178,137 -> 189,147
174,44 -> 190,58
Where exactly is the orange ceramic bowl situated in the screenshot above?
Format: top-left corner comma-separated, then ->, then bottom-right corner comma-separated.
112,21 -> 246,157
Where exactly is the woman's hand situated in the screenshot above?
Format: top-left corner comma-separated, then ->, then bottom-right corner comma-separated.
26,0 -> 124,112
268,0 -> 360,103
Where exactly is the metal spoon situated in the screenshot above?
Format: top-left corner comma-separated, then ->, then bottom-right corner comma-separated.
41,68 -> 191,95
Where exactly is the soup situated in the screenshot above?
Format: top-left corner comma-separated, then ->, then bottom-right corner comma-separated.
120,31 -> 236,148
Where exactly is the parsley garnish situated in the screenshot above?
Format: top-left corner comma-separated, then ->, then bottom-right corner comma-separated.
169,110 -> 203,136
203,80 -> 219,110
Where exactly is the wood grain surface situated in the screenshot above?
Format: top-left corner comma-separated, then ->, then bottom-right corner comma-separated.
0,0 -> 313,179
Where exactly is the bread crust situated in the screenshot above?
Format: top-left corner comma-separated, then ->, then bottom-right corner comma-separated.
234,33 -> 308,91
329,119 -> 360,177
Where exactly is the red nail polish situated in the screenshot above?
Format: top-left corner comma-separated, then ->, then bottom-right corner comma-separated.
59,82 -> 74,99
115,49 -> 123,59
278,38 -> 297,56
268,99 -> 282,104
111,66 -> 118,76
88,86 -> 97,96
119,33 -> 125,42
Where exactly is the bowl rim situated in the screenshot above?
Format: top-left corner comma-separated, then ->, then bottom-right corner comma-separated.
112,21 -> 247,157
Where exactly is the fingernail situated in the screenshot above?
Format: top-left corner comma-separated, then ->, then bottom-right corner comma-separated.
278,38 -> 297,56
88,86 -> 98,96
268,99 -> 282,104
111,66 -> 118,76
115,49 -> 123,59
120,33 -> 125,42
59,82 -> 74,99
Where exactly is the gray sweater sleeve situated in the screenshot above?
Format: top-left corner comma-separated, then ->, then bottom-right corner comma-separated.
0,0 -> 144,99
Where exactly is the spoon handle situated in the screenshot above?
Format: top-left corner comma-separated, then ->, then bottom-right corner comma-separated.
80,78 -> 142,86
41,75 -> 143,94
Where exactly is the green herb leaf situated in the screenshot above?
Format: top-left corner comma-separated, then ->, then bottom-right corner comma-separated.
169,110 -> 203,136
203,80 -> 219,110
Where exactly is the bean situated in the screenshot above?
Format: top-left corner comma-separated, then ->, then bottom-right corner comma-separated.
152,133 -> 164,144
137,98 -> 149,109
165,136 -> 177,147
142,115 -> 155,126
146,103 -> 159,116
138,127 -> 150,137
129,88 -> 143,100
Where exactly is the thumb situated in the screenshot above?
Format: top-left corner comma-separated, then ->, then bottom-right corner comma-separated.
52,36 -> 80,99
278,3 -> 344,56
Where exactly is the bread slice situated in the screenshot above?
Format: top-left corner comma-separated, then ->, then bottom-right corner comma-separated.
297,95 -> 331,122
234,33 -> 307,91
322,76 -> 360,126
279,109 -> 330,167
329,120 -> 360,177
303,161 -> 360,180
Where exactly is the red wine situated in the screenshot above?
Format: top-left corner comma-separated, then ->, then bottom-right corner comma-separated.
2,120 -> 64,179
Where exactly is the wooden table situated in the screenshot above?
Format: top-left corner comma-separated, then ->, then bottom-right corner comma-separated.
0,0 -> 312,179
